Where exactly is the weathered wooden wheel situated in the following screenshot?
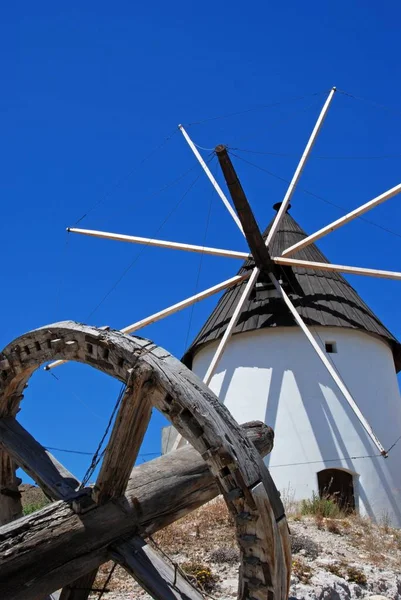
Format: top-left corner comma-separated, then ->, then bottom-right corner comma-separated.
0,321 -> 291,600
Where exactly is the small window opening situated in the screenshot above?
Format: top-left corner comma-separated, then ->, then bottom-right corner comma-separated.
317,468 -> 355,512
325,341 -> 337,354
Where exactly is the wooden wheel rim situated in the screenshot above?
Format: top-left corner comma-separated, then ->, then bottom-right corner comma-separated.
0,321 -> 290,600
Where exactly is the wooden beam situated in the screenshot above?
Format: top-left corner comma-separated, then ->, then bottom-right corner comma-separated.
93,362 -> 158,504
67,227 -> 248,260
45,272 -> 251,371
111,536 -> 204,600
215,145 -> 274,271
0,421 -> 274,600
273,256 -> 401,280
63,365 -> 160,598
178,125 -> 244,233
269,273 -> 387,456
0,417 -> 79,500
200,89 -> 336,399
281,182 -> 401,257
265,86 -> 336,249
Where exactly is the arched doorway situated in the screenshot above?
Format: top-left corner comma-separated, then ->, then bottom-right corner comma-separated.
317,469 -> 355,512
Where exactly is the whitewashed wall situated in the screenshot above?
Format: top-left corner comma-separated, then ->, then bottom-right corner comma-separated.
192,327 -> 401,527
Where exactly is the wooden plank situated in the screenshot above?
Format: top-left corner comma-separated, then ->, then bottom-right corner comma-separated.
111,535 -> 204,600
0,417 -> 79,500
93,362 -> 156,504
215,144 -> 274,272
0,421 -> 274,600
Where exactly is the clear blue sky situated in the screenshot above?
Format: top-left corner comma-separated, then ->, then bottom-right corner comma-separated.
2,2 -> 401,481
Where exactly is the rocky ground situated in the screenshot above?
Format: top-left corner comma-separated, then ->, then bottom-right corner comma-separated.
87,498 -> 401,600
20,486 -> 401,600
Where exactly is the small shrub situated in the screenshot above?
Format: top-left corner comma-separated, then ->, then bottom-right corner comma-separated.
291,533 -> 320,559
346,566 -> 367,585
326,519 -> 342,535
292,558 -> 313,584
301,492 -> 345,519
315,514 -> 324,530
181,561 -> 217,592
209,547 -> 239,564
325,563 -> 344,578
379,511 -> 392,534
281,485 -> 299,516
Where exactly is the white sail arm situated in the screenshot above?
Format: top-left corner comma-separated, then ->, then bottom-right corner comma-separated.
269,273 -> 387,456
265,87 -> 336,248
178,125 -> 244,234
273,257 -> 401,281
67,227 -> 249,260
281,183 -> 401,257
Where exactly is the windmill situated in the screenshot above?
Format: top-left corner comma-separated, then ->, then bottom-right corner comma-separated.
46,86 -> 401,526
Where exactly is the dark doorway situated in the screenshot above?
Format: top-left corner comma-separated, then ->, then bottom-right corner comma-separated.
317,469 -> 355,512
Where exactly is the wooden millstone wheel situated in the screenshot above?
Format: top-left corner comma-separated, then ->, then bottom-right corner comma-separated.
0,321 -> 291,600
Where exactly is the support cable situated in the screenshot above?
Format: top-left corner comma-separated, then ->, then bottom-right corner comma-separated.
80,382 -> 127,488
84,163 -> 209,321
230,151 -> 401,241
183,89 -> 326,126
72,128 -> 178,227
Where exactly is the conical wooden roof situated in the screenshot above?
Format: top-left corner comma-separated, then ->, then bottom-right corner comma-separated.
183,206 -> 401,371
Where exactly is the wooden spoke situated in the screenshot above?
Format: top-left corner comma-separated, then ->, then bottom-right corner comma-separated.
0,417 -> 79,500
58,572 -> 97,600
0,419 -> 274,599
93,362 -> 158,504
0,450 -> 22,526
111,535 -> 204,600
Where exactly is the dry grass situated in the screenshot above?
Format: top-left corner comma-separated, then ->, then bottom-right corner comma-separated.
154,498 -> 236,552
347,514 -> 401,569
90,499 -> 236,596
292,558 -> 313,583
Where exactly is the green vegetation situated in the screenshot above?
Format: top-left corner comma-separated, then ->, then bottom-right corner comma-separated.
300,492 -> 346,519
22,500 -> 50,516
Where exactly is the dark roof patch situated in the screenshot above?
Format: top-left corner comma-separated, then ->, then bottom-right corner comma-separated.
183,210 -> 401,372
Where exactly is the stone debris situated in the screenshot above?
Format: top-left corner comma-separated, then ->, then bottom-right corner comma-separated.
88,500 -> 401,600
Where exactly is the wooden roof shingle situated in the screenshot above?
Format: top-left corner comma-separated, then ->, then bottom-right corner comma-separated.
183,207 -> 401,372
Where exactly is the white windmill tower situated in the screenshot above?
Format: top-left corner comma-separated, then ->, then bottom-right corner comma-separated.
47,87 -> 401,526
